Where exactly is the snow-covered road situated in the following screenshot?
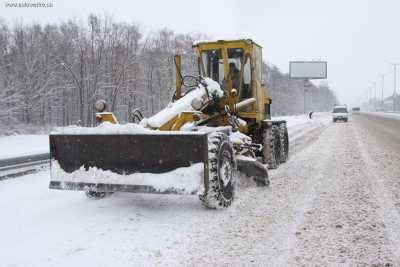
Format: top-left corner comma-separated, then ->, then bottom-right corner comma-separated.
1,112 -> 400,266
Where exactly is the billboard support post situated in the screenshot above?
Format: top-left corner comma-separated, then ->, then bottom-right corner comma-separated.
289,61 -> 328,115
303,79 -> 309,114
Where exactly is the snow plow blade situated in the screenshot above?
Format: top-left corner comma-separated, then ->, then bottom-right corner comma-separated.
237,158 -> 269,186
49,133 -> 209,194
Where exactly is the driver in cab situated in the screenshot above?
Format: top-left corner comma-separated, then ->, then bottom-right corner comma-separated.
228,62 -> 240,90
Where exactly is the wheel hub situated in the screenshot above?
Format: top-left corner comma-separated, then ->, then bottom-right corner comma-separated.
220,158 -> 232,187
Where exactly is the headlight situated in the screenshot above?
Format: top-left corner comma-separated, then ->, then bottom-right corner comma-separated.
95,99 -> 107,112
191,97 -> 203,110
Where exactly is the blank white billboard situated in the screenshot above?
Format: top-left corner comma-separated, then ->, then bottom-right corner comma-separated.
289,61 -> 327,79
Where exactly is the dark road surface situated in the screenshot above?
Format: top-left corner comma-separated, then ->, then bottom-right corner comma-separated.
355,112 -> 400,151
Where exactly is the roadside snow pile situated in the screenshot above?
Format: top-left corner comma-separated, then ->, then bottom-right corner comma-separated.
51,161 -> 204,194
274,112 -> 331,142
142,78 -> 224,128
0,134 -> 49,159
275,112 -> 331,128
274,114 -> 314,127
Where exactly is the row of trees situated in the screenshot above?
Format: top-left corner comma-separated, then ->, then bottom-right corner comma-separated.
266,65 -> 338,115
0,15 -> 338,129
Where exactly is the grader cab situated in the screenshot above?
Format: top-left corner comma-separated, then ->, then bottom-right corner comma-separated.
49,39 -> 289,209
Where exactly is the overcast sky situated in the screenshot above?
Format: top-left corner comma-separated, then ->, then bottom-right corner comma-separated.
2,0 -> 400,106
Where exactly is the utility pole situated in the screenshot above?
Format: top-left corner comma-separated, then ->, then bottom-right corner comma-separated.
381,72 -> 390,111
388,62 -> 399,111
373,82 -> 377,111
368,86 -> 372,109
381,75 -> 385,111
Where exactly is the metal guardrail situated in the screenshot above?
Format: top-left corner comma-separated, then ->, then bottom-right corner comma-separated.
0,153 -> 49,180
0,153 -> 49,167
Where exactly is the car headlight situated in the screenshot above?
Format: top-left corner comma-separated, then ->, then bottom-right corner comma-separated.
191,97 -> 203,110
95,99 -> 107,112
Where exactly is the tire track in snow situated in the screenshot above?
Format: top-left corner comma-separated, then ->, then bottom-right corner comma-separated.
289,123 -> 329,157
181,118 -> 336,266
285,122 -> 395,266
260,126 -> 337,267
352,121 -> 400,265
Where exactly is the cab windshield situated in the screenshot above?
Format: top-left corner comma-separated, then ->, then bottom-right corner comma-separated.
333,107 -> 348,113
200,49 -> 223,84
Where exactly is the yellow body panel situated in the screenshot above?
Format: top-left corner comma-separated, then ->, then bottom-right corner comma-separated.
194,39 -> 269,124
97,113 -> 119,124
171,112 -> 197,131
174,55 -> 182,100
158,116 -> 178,131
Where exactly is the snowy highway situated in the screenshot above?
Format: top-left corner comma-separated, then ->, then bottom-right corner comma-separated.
1,113 -> 400,266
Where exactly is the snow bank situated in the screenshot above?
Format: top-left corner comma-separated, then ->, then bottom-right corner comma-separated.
143,78 -> 224,128
274,112 -> 331,142
274,114 -> 313,127
361,111 -> 400,121
0,134 -> 49,159
51,161 -> 204,194
274,112 -> 331,129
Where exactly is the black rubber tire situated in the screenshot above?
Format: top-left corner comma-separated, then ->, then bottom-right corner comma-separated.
279,123 -> 289,163
333,118 -> 336,123
261,127 -> 273,164
200,132 -> 236,209
262,125 -> 281,169
85,191 -> 111,199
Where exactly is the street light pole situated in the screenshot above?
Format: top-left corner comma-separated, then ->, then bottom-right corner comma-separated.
381,75 -> 385,111
394,64 -> 397,111
373,82 -> 377,111
381,72 -> 391,111
369,86 -> 372,110
388,62 -> 399,111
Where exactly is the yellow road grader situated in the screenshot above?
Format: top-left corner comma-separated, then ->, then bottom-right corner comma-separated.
49,39 -> 289,209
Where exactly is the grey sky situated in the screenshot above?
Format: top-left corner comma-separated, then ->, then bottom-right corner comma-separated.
2,0 -> 400,106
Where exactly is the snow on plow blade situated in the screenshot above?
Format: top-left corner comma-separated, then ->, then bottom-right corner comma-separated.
49,133 -> 209,194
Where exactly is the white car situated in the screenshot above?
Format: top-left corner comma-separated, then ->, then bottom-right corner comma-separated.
332,105 -> 348,122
